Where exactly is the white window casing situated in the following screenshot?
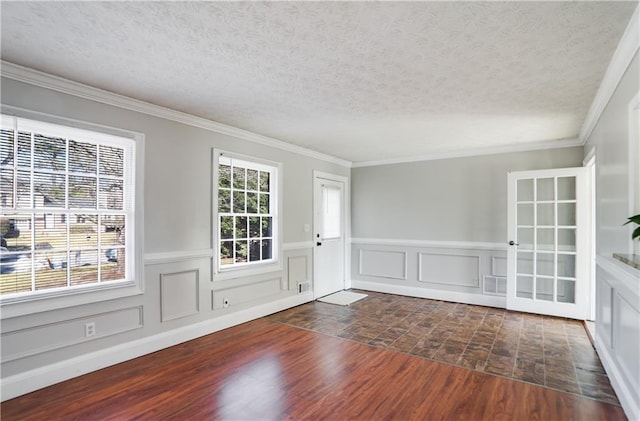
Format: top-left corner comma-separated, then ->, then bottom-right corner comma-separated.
212,149 -> 282,280
0,110 -> 144,318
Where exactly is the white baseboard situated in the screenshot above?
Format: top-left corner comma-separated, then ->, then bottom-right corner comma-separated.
350,280 -> 506,308
594,333 -> 640,421
0,292 -> 313,402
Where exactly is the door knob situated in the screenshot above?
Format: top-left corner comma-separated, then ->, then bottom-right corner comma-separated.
508,240 -> 519,246
317,242 -> 322,246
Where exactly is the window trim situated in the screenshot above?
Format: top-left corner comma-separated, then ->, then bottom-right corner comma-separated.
0,106 -> 144,318
212,149 -> 282,280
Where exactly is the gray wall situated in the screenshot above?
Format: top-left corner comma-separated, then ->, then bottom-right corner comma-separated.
352,147 -> 584,242
350,146 -> 584,305
0,76 -> 348,394
585,52 -> 639,256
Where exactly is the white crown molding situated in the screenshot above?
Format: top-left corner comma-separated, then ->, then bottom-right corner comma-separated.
579,5 -> 640,143
352,137 -> 583,168
0,61 -> 352,168
351,237 -> 507,251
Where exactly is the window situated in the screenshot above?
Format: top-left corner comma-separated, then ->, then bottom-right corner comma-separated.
321,184 -> 342,239
214,151 -> 279,272
0,114 -> 136,299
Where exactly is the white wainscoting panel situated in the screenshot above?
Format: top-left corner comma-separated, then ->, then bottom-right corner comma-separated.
160,269 -> 199,322
595,255 -> 640,421
287,255 -> 309,291
597,276 -> 614,348
0,293 -> 313,402
491,256 -> 507,277
212,278 -> 282,310
418,253 -> 480,287
359,249 -> 407,280
615,292 -> 640,393
1,306 -> 143,363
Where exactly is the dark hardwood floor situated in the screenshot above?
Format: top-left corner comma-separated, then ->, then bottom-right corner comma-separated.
1,316 -> 626,420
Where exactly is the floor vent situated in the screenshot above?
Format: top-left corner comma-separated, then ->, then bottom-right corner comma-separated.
483,275 -> 507,296
297,281 -> 311,294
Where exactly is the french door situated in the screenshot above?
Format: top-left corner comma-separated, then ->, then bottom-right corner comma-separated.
506,167 -> 590,319
313,172 -> 345,299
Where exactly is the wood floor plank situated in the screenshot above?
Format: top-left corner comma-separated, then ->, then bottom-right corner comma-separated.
1,319 -> 627,421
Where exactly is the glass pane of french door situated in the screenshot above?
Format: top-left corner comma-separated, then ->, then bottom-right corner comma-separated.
515,176 -> 577,304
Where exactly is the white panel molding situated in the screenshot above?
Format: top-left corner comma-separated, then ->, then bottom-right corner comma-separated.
352,137 -> 582,168
350,280 -> 505,308
282,241 -> 314,251
1,306 -> 143,363
286,255 -> 309,291
595,253 -> 640,421
211,278 -> 282,310
614,293 -> 640,390
0,61 -> 352,168
595,334 -> 640,421
145,249 -> 214,265
491,256 -> 508,277
417,252 -> 480,287
0,292 -> 313,402
214,263 -> 283,282
580,6 -> 640,143
160,270 -> 200,322
351,238 -> 506,250
358,249 -> 407,280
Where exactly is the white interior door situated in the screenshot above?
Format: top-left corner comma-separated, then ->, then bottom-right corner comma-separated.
507,167 -> 590,319
313,174 -> 345,299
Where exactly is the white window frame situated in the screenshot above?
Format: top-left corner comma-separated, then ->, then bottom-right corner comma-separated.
0,107 -> 144,318
212,149 -> 282,280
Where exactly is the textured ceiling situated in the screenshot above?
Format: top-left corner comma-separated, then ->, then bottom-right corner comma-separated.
1,2 -> 637,164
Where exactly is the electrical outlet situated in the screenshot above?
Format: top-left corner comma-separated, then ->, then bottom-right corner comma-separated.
223,298 -> 230,308
85,322 -> 96,337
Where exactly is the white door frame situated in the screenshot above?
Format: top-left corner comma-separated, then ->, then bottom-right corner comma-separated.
583,148 -> 597,321
313,171 -> 350,299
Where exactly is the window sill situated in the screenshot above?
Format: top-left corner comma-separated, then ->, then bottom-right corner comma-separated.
0,281 -> 143,319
